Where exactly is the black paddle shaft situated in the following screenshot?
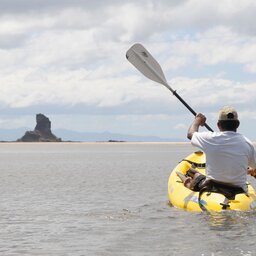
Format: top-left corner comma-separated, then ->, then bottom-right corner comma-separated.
172,90 -> 214,132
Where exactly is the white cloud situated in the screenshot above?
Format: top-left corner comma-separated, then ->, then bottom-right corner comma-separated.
174,123 -> 187,130
0,0 -> 255,139
171,77 -> 256,107
157,26 -> 256,74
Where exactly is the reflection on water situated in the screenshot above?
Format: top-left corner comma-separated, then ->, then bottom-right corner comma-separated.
193,211 -> 256,256
203,211 -> 256,231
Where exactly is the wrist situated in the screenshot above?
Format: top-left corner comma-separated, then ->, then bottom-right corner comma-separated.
193,121 -> 201,127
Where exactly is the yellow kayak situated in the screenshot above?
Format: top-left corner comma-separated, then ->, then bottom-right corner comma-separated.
168,151 -> 256,212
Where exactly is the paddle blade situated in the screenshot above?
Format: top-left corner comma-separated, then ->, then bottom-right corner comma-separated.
126,43 -> 172,90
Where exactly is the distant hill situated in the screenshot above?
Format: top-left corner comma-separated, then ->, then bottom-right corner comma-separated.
0,128 -> 183,142
54,129 -> 183,142
18,114 -> 61,142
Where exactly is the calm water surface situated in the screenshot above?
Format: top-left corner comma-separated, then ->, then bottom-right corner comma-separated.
0,143 -> 255,256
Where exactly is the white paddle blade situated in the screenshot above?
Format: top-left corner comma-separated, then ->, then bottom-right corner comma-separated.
126,43 -> 172,91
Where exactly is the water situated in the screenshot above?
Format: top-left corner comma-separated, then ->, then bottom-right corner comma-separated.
0,142 -> 255,256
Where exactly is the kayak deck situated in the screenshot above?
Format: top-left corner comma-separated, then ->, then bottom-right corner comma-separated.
168,151 -> 256,212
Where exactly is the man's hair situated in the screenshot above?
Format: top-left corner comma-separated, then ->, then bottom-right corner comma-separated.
218,120 -> 240,131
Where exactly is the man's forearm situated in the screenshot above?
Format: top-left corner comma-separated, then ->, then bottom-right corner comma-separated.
187,113 -> 206,140
187,122 -> 200,140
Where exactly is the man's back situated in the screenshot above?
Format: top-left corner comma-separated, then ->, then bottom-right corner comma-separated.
191,131 -> 255,189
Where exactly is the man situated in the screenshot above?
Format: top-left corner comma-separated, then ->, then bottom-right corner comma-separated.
177,106 -> 256,192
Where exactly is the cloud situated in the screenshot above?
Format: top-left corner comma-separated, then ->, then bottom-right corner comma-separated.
174,123 -> 187,130
0,0 -> 255,140
171,77 -> 256,108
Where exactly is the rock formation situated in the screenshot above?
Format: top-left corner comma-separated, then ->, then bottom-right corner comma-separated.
18,114 -> 61,142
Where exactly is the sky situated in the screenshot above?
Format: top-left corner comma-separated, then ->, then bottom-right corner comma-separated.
0,0 -> 256,141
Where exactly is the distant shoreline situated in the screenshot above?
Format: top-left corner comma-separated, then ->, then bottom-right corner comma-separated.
0,141 -> 191,144
0,141 -> 255,146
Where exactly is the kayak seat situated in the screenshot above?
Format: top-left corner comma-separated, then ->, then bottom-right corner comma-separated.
199,180 -> 247,210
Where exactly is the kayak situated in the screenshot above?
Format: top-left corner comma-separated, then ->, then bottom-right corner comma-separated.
168,151 -> 256,212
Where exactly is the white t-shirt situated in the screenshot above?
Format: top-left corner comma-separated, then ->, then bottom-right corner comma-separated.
191,131 -> 256,190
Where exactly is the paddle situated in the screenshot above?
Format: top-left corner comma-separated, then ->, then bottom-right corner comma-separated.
126,43 -> 214,132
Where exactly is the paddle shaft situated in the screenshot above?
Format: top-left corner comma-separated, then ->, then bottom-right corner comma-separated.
169,88 -> 214,132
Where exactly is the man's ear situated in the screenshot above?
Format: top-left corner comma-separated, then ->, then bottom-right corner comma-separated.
217,121 -> 221,130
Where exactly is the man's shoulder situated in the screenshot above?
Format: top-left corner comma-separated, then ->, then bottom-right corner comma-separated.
235,132 -> 253,143
191,132 -> 216,144
193,131 -> 218,138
